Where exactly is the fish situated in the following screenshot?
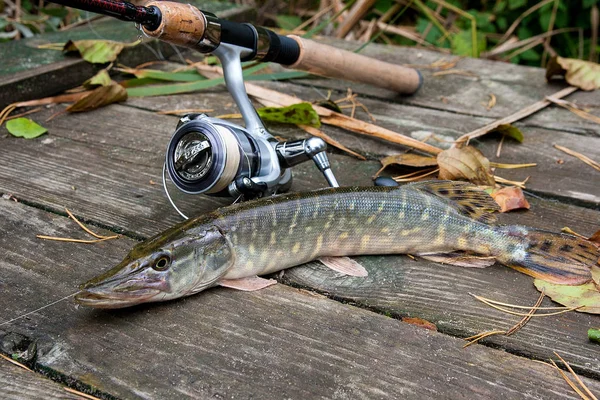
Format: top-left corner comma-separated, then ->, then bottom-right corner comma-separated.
75,181 -> 599,308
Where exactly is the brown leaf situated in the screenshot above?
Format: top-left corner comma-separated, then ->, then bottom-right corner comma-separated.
437,146 -> 495,186
66,84 -> 127,113
589,230 -> 600,247
546,56 -> 600,91
490,186 -> 531,212
380,153 -> 438,169
401,317 -> 438,331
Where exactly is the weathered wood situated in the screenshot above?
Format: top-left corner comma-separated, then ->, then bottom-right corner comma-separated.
126,87 -> 600,208
283,195 -> 600,376
1,102 -> 599,379
0,2 -> 255,108
0,361 -> 82,400
274,38 -> 600,136
2,199 -> 600,399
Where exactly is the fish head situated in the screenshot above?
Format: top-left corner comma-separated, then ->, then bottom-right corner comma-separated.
75,225 -> 234,308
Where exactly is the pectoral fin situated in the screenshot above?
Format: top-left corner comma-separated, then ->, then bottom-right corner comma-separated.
419,252 -> 496,268
219,276 -> 277,291
319,256 -> 368,277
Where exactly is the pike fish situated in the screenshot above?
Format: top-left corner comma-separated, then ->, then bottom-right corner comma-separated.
75,181 -> 599,308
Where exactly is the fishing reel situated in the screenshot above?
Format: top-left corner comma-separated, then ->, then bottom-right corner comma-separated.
162,41 -> 339,213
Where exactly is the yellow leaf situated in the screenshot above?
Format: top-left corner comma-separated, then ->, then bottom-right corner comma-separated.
546,56 -> 600,91
534,266 -> 600,314
437,146 -> 495,186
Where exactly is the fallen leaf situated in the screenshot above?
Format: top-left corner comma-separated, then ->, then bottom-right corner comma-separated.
546,56 -> 600,91
257,103 -> 321,128
380,153 -> 438,169
83,69 -> 112,89
589,230 -> 600,247
490,124 -> 524,143
6,118 -> 47,139
401,317 -> 438,331
437,146 -> 495,186
63,40 -> 136,64
490,186 -> 530,212
534,266 -> 600,314
66,84 -> 127,113
589,328 -> 600,344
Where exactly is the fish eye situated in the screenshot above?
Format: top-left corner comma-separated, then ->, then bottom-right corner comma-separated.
152,255 -> 171,271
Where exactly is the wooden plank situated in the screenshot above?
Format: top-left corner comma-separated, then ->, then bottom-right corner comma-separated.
283,195 -> 600,376
0,361 -> 82,399
0,2 -> 255,108
1,199 -> 600,399
125,86 -> 600,208
281,38 -> 600,136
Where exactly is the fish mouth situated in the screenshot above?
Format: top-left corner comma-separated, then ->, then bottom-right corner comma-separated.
75,287 -> 162,309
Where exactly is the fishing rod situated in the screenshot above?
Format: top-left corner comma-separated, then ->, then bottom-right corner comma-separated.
45,0 -> 423,215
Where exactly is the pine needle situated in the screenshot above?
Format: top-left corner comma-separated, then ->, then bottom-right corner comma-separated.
550,359 -> 590,400
393,168 -> 439,182
432,69 -> 478,78
490,162 -> 537,169
0,353 -> 33,372
554,352 -> 598,400
463,330 -> 506,348
469,293 -> 574,310
36,236 -> 116,244
64,208 -> 117,240
64,387 -> 102,400
506,289 -> 544,336
494,175 -> 529,188
554,145 -> 600,172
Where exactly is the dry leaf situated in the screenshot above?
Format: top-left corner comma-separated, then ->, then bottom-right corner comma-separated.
66,84 -> 127,113
589,230 -> 600,247
437,146 -> 495,186
490,186 -> 530,212
63,40 -> 135,64
401,317 -> 438,331
546,56 -> 600,91
534,266 -> 600,314
380,153 -> 438,169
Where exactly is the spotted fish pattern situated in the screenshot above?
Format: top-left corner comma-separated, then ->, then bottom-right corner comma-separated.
75,181 -> 598,308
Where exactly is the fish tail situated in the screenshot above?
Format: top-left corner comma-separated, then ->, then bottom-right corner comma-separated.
494,226 -> 598,285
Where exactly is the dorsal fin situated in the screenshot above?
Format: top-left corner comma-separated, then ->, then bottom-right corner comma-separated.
404,180 -> 500,224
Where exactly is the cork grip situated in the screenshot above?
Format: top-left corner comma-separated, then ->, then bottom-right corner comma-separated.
142,1 -> 205,49
286,36 -> 422,94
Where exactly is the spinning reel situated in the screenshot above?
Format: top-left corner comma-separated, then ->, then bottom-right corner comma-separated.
47,0 -> 423,214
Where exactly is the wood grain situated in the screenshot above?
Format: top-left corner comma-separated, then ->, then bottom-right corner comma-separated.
0,361 -> 82,399
1,199 -> 599,399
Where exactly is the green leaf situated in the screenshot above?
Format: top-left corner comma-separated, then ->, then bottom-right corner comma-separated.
416,17 -> 443,43
83,69 -> 112,88
508,0 -> 527,10
63,40 -> 136,64
6,118 -> 47,139
490,124 -> 524,142
275,15 -> 303,30
519,48 -> 541,62
534,278 -> 600,314
589,328 -> 600,344
120,68 -> 207,82
451,29 -> 486,58
262,103 -> 321,127
257,103 -> 320,127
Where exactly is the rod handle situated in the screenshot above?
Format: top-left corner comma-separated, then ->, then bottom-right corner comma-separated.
285,36 -> 422,95
142,1 -> 206,49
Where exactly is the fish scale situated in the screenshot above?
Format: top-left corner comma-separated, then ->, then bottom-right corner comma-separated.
75,181 -> 599,308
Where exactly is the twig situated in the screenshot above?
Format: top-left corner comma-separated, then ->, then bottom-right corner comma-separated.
335,0 -> 377,38
554,145 -> 600,172
494,175 -> 529,189
393,168 -> 439,182
299,125 -> 366,160
541,0 -> 560,67
0,353 -> 33,372
5,107 -> 43,121
546,97 -> 600,125
455,86 -> 578,146
496,0 -> 555,45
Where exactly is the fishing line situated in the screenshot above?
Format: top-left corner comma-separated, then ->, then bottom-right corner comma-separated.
0,292 -> 77,328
